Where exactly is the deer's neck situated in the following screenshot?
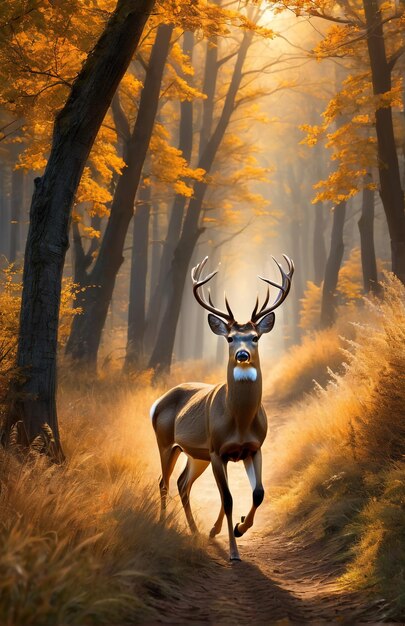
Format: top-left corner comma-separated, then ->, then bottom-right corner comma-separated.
226,361 -> 262,427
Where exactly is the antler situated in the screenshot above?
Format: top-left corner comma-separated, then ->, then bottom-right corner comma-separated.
251,255 -> 294,323
191,256 -> 235,323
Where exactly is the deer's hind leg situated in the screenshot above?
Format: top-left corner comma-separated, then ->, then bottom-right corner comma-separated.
209,504 -> 225,538
178,457 -> 209,533
158,444 -> 181,521
209,462 -> 228,538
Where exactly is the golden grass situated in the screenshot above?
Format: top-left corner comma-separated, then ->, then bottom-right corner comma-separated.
265,327 -> 345,404
265,307 -> 363,405
0,366 -> 214,625
268,274 -> 405,618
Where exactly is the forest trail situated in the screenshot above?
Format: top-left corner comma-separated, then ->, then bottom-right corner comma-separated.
150,529 -> 382,624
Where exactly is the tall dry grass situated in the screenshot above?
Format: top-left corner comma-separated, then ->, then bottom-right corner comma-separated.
265,306 -> 364,405
0,365 -> 216,625
268,274 -> 405,618
265,326 -> 347,404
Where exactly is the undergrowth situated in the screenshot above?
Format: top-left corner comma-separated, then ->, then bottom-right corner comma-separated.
265,326 -> 347,404
0,367 -> 209,625
269,274 -> 405,619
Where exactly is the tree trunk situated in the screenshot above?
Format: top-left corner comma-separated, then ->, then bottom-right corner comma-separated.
198,35 -> 218,158
65,23 -> 172,369
289,216 -> 303,344
286,167 -> 304,343
149,32 -> 252,374
149,203 -> 160,303
9,167 -> 24,263
125,183 -> 151,369
193,294 -> 205,360
149,225 -> 203,373
67,213 -> 102,347
192,37 -> 219,362
145,31 -> 195,349
0,166 -> 11,261
313,201 -> 327,286
358,175 -> 380,294
363,0 -> 405,284
6,0 -> 155,459
72,214 -> 101,286
320,201 -> 346,328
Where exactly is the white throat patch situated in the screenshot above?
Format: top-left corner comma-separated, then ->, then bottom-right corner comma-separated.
233,366 -> 257,382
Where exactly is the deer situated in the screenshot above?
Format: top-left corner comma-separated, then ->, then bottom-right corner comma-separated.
150,255 -> 294,561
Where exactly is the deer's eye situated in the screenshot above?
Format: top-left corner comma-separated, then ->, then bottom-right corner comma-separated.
252,336 -> 259,343
227,337 -> 233,343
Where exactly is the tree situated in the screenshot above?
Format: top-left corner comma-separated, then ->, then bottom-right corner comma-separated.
125,179 -> 151,368
320,200 -> 346,327
363,0 -> 405,284
358,173 -> 380,294
282,0 -> 405,283
5,0 -> 155,459
144,30 -> 197,350
149,28 -> 254,373
66,0 -> 230,368
65,22 -> 174,369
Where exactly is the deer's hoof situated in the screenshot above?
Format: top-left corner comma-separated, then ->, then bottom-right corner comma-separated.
230,556 -> 242,562
209,527 -> 218,539
234,523 -> 243,538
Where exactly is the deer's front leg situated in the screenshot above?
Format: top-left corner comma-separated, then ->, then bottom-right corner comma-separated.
210,452 -> 240,561
234,449 -> 264,537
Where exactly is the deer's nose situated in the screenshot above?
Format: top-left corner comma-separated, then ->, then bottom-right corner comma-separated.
236,350 -> 250,363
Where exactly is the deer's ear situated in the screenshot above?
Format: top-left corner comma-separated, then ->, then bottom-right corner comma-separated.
208,314 -> 229,336
256,312 -> 275,336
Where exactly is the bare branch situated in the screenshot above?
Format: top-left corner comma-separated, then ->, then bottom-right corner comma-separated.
217,49 -> 239,68
388,44 -> 405,71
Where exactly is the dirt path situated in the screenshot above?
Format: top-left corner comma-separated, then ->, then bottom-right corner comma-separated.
150,529 -> 385,624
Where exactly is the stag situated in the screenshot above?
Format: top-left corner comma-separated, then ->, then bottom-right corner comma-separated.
151,256 -> 294,561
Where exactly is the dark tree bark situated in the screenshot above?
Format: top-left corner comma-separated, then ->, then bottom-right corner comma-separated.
0,166 -> 10,260
149,31 -> 253,374
5,0 -> 155,458
9,166 -> 24,263
149,203 -> 161,302
145,31 -> 196,349
358,175 -> 380,294
125,183 -> 151,369
69,212 -> 102,335
313,202 -> 327,286
65,23 -> 172,369
363,0 -> 405,284
320,201 -> 346,328
72,214 -> 102,286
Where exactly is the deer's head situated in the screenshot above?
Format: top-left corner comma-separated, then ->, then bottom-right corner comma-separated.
191,256 -> 294,381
